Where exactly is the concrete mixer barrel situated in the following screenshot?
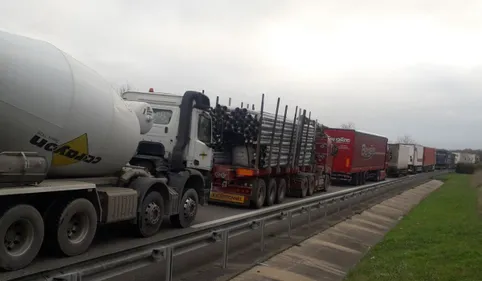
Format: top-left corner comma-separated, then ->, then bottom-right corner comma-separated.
0,30 -> 143,177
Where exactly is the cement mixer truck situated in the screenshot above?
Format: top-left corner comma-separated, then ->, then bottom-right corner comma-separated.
0,31 -> 213,270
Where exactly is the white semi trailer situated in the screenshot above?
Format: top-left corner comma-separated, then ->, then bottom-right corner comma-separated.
413,144 -> 424,173
387,143 -> 410,176
0,31 -> 213,270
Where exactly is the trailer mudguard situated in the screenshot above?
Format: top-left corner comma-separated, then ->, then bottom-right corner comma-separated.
128,176 -> 179,216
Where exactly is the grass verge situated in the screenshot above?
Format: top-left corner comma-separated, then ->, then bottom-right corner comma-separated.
345,174 -> 482,281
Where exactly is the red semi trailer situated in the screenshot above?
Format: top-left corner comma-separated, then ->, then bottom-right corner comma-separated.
323,128 -> 388,186
423,147 -> 436,172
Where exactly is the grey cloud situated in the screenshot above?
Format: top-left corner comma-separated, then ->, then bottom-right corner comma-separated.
1,0 -> 482,150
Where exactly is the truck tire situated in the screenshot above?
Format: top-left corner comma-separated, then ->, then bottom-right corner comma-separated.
136,191 -> 164,237
251,179 -> 266,209
275,178 -> 287,204
350,173 -> 358,186
307,176 -> 315,196
361,172 -> 367,185
375,170 -> 381,182
299,177 -> 308,198
48,198 -> 97,257
324,175 -> 331,192
0,205 -> 44,271
264,178 -> 277,206
171,188 -> 199,228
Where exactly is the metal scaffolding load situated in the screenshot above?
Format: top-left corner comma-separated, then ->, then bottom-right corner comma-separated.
210,95 -> 316,168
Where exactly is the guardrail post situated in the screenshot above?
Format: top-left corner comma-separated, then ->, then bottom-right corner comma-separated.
348,195 -> 352,214
260,220 -> 266,252
307,206 -> 312,225
222,230 -> 230,268
287,211 -> 293,238
165,247 -> 174,281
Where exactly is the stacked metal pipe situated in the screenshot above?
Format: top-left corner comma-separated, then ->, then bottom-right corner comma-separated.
210,104 -> 316,168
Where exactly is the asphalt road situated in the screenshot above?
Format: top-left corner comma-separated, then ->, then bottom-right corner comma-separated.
3,180 -> 395,281
104,178 -> 406,281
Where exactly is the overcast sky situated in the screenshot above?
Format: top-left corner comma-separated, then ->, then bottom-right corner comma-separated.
1,0 -> 481,149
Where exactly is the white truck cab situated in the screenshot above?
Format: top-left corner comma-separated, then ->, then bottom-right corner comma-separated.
122,89 -> 214,174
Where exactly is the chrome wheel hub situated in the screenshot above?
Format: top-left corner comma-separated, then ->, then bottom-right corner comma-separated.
145,202 -> 161,225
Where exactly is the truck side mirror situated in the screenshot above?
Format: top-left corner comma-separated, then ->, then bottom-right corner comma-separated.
331,146 -> 338,156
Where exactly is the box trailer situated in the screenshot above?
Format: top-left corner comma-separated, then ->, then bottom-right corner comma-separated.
405,144 -> 415,173
324,129 -> 388,186
435,149 -> 449,169
423,147 -> 436,172
459,152 -> 476,164
453,152 -> 461,164
387,143 -> 410,176
413,144 -> 424,173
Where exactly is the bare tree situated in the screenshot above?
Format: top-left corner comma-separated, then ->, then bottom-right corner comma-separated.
340,122 -> 356,129
397,134 -> 417,144
117,83 -> 133,96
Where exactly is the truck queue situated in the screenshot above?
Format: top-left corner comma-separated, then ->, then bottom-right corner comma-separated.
0,30 -> 468,272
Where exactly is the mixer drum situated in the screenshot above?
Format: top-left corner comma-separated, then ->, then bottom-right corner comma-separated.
0,31 -> 142,177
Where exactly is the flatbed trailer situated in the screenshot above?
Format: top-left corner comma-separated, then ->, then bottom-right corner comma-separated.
209,95 -> 334,208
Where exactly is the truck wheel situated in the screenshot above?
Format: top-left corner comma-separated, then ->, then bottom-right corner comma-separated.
251,179 -> 266,209
375,171 -> 381,182
350,173 -> 356,186
307,176 -> 315,196
49,198 -> 97,257
171,188 -> 199,228
275,178 -> 287,204
264,179 -> 277,206
324,175 -> 331,192
0,205 -> 44,271
136,191 -> 164,237
300,177 -> 308,198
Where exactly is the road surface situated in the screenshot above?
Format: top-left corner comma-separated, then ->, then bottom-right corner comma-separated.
3,181 -> 394,280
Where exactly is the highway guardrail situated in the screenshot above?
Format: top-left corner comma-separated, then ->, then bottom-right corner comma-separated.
12,171 -> 446,281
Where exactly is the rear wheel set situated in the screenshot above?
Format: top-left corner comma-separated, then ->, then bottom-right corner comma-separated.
46,198 -> 98,257
275,178 -> 287,204
351,172 -> 366,186
251,179 -> 266,209
323,175 -> 331,192
0,205 -> 44,271
264,178 -> 277,207
306,176 -> 315,196
171,188 -> 198,228
0,197 -> 98,271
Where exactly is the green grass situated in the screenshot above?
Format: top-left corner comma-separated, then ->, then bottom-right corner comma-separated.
345,174 -> 482,281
